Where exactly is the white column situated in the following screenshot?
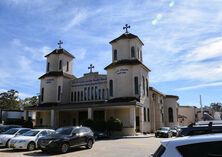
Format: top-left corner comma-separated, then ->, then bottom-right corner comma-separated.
50,109 -> 55,128
130,106 -> 136,134
88,108 -> 93,119
24,110 -> 29,121
140,107 -> 144,133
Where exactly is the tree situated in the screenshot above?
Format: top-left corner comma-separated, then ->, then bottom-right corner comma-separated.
210,103 -> 222,111
22,96 -> 38,107
0,89 -> 20,110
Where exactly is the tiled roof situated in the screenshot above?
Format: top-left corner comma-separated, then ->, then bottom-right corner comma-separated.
109,33 -> 144,45
45,48 -> 75,58
104,59 -> 151,71
39,71 -> 76,79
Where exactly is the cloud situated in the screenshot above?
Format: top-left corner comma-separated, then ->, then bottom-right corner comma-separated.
185,37 -> 222,62
176,81 -> 222,91
63,10 -> 88,32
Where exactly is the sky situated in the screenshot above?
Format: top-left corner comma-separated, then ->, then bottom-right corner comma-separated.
0,0 -> 222,107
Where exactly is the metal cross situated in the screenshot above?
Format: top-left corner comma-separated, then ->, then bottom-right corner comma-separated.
57,40 -> 63,48
88,64 -> 94,73
123,24 -> 130,34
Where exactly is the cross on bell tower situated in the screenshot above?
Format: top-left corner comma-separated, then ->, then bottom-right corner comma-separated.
88,64 -> 94,73
57,40 -> 63,49
123,24 -> 130,34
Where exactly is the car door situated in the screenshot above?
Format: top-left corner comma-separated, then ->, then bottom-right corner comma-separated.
70,128 -> 80,146
79,128 -> 88,145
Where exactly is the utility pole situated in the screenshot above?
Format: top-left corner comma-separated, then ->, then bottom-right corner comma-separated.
200,95 -> 203,120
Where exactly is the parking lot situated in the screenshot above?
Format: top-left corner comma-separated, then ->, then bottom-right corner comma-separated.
0,136 -> 164,157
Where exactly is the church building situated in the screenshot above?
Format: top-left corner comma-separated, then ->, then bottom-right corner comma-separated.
25,25 -> 179,135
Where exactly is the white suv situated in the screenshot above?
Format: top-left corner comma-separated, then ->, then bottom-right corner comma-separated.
151,134 -> 222,157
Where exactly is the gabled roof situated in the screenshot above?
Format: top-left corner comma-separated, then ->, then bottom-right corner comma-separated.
104,59 -> 151,71
39,71 -> 76,79
109,33 -> 144,45
45,48 -> 75,58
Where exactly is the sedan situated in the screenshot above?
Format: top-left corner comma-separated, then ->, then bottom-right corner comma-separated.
0,128 -> 30,147
155,127 -> 173,138
38,126 -> 95,153
8,129 -> 55,151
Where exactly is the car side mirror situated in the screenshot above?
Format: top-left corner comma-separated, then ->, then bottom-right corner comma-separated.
72,132 -> 77,136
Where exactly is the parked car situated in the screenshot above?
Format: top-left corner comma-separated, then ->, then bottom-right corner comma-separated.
150,134 -> 222,157
170,127 -> 178,136
94,131 -> 109,140
8,129 -> 55,151
0,128 -> 30,147
155,127 -> 173,138
177,122 -> 222,137
38,126 -> 95,154
0,125 -> 21,134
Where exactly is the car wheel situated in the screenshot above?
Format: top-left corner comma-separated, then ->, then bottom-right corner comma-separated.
61,143 -> 69,153
27,142 -> 36,151
86,139 -> 93,149
6,140 -> 10,147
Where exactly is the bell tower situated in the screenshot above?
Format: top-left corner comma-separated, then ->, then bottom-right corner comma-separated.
105,25 -> 150,101
39,41 -> 75,104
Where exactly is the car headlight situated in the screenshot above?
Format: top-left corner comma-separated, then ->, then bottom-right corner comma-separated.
18,140 -> 27,143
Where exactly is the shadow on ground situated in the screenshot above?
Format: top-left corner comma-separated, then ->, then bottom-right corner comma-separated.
23,147 -> 87,156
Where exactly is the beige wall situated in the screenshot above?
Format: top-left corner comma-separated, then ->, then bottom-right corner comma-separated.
178,106 -> 197,126
47,53 -> 73,75
107,64 -> 149,100
111,38 -> 143,62
164,97 -> 178,127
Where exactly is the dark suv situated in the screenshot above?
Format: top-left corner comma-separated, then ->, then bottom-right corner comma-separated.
38,126 -> 95,154
177,122 -> 222,137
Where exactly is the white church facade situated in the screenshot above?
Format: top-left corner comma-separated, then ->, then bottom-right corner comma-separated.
25,27 -> 179,135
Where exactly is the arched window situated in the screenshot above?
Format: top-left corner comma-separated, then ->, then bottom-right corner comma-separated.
137,48 -> 140,59
59,60 -> 62,70
74,92 -> 76,101
91,87 -> 94,100
71,92 -> 74,102
77,91 -> 80,102
134,76 -> 139,94
102,89 -> 105,99
109,80 -> 113,97
41,88 -> 44,102
84,88 -> 87,101
147,108 -> 150,122
57,86 -> 61,101
142,76 -> 145,96
168,107 -> 174,122
131,46 -> 135,58
88,87 -> 90,100
146,78 -> 149,96
144,108 -> 146,122
81,91 -> 83,101
98,89 -> 101,100
140,50 -> 143,61
47,62 -> 50,72
95,86 -> 98,100
66,61 -> 69,72
113,49 -> 117,61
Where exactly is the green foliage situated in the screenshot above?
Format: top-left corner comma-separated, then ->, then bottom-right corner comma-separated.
0,89 -> 20,110
107,117 -> 123,132
22,96 -> 38,107
83,117 -> 123,132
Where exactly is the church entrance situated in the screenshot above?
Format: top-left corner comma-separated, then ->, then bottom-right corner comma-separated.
93,110 -> 105,121
78,111 -> 88,125
136,116 -> 140,132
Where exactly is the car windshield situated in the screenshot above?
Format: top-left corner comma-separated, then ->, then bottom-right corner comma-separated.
56,128 -> 73,135
3,128 -> 19,135
22,130 -> 40,136
159,128 -> 169,131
